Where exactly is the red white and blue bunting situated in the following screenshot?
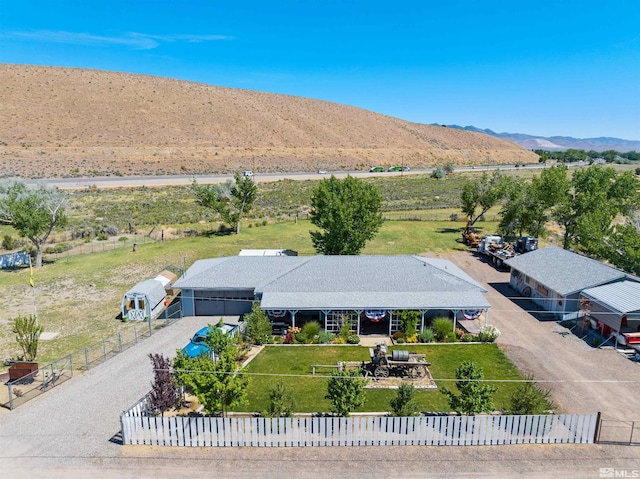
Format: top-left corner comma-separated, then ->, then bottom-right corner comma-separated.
267,310 -> 287,319
365,309 -> 387,322
462,309 -> 482,320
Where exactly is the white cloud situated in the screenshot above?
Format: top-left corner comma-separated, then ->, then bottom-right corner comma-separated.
5,30 -> 231,50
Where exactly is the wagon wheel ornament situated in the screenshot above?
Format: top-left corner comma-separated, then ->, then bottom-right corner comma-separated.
374,366 -> 389,379
409,365 -> 428,380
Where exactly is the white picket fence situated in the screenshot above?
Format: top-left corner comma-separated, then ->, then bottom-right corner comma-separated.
120,397 -> 597,447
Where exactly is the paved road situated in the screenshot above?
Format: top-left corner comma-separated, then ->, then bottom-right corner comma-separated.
31,162 -> 560,190
1,258 -> 639,478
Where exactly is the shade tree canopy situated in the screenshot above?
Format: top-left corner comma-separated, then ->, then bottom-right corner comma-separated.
309,175 -> 384,255
0,179 -> 68,268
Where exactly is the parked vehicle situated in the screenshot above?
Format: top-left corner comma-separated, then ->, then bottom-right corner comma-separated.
514,236 -> 538,254
182,324 -> 240,359
477,235 -> 538,269
369,166 -> 384,172
461,220 -> 483,247
242,170 -> 254,178
387,165 -> 403,172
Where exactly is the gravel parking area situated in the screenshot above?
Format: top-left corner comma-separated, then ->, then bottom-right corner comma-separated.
1,262 -> 639,478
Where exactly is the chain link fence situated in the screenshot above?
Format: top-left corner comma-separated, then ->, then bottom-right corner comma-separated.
2,302 -> 182,410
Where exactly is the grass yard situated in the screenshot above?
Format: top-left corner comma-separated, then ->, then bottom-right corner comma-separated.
238,344 -> 547,414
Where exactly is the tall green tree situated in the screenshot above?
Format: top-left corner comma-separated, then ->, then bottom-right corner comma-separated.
441,361 -> 496,415
309,175 -> 384,255
0,179 -> 68,268
244,302 -> 273,345
263,379 -> 296,417
172,336 -> 248,416
325,368 -> 368,417
192,171 -> 257,234
605,215 -> 640,275
554,166 -> 639,253
460,171 -> 508,227
499,166 -> 570,238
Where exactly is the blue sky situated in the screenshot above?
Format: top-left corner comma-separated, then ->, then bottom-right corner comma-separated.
1,1 -> 639,140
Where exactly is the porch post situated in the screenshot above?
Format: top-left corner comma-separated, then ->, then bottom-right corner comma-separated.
322,310 -> 330,331
354,310 -> 363,336
420,310 -> 427,332
484,309 -> 489,327
452,309 -> 459,333
389,310 -> 393,336
290,310 -> 298,329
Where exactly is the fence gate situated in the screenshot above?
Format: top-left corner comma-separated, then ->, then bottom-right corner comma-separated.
596,419 -> 640,445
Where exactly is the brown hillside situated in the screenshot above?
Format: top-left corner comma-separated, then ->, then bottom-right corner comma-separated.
0,64 -> 537,178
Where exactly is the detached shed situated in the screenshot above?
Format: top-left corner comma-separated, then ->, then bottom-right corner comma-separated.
580,281 -> 640,343
122,271 -> 175,321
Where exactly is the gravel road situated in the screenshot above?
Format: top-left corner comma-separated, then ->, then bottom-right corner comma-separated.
1,257 -> 639,478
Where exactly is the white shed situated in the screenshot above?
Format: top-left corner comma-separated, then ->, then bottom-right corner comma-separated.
121,274 -> 170,321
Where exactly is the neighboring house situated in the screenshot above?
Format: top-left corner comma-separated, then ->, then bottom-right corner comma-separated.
173,255 -> 491,335
238,249 -> 298,256
580,281 -> 640,345
505,246 -> 640,320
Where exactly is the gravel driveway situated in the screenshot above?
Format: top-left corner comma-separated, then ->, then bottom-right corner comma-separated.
1,262 -> 639,478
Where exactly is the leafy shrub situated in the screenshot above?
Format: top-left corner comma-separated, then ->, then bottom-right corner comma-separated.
398,310 -> 419,339
455,328 -> 464,339
118,236 -> 128,242
2,235 -> 17,250
332,337 -> 346,344
635,167 -> 640,176
430,167 -> 446,179
346,335 -> 360,344
461,333 -> 476,342
449,213 -> 459,222
392,331 -> 406,341
273,335 -> 284,344
44,243 -> 72,254
300,321 -> 321,342
418,328 -> 435,343
318,330 -> 335,344
509,374 -> 552,414
97,233 -> 108,241
431,317 -> 454,342
244,303 -> 273,345
390,383 -> 420,417
396,338 -> 406,344
477,325 -> 500,343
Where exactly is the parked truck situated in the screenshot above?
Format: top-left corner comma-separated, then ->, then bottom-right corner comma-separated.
477,235 -> 537,269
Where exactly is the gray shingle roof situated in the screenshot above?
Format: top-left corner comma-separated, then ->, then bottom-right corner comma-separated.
175,255 -> 490,311
124,279 -> 166,307
581,281 -> 640,315
505,246 -> 634,296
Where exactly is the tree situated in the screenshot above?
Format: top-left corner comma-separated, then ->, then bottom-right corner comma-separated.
0,179 -> 68,268
309,175 -> 384,255
498,166 -> 570,238
430,167 -> 446,179
148,353 -> 177,416
441,361 -> 496,415
191,171 -> 257,234
172,337 -> 248,416
325,368 -> 368,417
244,302 -> 273,345
12,315 -> 43,361
508,374 -> 552,415
460,171 -> 508,227
554,166 -> 639,253
390,383 -> 420,417
263,379 -> 296,417
606,215 -> 640,275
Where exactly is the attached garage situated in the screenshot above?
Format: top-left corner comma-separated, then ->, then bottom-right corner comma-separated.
193,289 -> 254,316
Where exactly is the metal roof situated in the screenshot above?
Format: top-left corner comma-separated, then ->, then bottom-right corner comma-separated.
124,279 -> 166,307
175,255 -> 490,311
581,281 -> 640,315
505,246 -> 634,296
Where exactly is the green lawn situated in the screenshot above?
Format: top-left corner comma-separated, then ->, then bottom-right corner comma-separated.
238,344 -> 543,414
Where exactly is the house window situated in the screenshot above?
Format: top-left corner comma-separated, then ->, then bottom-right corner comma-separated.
525,275 -> 533,286
536,284 -> 548,296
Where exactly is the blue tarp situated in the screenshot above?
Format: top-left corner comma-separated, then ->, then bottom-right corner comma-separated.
0,252 -> 30,269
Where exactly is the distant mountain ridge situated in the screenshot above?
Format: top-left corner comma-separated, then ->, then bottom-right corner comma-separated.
442,125 -> 640,152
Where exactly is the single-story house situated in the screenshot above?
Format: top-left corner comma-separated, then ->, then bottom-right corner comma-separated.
505,246 -> 640,320
580,281 -> 640,345
173,255 -> 491,335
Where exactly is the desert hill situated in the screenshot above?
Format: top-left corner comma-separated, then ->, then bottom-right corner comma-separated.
0,64 -> 537,178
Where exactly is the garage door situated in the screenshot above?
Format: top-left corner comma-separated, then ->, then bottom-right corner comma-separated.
194,289 -> 254,316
